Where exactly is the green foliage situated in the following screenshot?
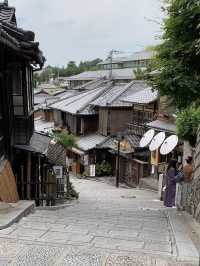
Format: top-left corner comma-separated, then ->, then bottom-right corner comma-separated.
133,68 -> 146,80
65,181 -> 79,199
53,131 -> 77,149
83,169 -> 90,177
148,0 -> 200,109
176,106 -> 200,146
96,161 -> 112,177
34,58 -> 102,85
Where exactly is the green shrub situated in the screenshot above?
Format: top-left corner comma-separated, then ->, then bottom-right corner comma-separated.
83,169 -> 90,177
176,107 -> 200,147
65,181 -> 79,199
52,131 -> 77,149
96,161 -> 112,177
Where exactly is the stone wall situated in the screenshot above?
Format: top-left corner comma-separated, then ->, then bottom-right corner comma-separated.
188,129 -> 200,222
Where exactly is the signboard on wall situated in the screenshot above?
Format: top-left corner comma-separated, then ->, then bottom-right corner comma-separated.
90,164 -> 95,177
151,150 -> 160,166
53,166 -> 63,179
84,155 -> 89,166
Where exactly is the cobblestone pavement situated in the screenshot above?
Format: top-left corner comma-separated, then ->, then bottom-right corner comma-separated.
0,177 -> 196,265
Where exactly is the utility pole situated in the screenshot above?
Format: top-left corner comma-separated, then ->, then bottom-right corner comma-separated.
108,50 -> 123,80
116,139 -> 121,188
116,133 -> 124,188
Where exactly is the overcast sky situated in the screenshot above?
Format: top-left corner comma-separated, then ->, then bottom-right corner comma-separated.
10,0 -> 163,66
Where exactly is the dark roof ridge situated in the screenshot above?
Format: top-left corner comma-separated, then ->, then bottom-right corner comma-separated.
109,80 -> 136,105
48,80 -> 110,109
0,2 -> 16,25
73,77 -> 105,90
77,81 -> 113,114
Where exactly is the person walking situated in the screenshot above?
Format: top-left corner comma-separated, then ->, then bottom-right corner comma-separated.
182,156 -> 193,211
175,162 -> 184,210
164,159 -> 178,207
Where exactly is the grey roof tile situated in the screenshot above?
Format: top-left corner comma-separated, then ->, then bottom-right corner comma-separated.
146,119 -> 176,133
91,81 -> 150,107
14,133 -> 51,155
15,132 -> 66,166
99,50 -> 155,65
122,87 -> 158,104
77,134 -> 107,151
99,134 -> 140,154
66,69 -> 135,81
0,3 -> 45,67
50,82 -> 111,115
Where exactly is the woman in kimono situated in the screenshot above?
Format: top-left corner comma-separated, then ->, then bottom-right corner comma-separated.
164,159 -> 178,207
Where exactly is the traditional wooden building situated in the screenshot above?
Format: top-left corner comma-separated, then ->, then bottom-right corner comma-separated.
99,50 -> 155,70
49,79 -> 158,183
50,80 -> 111,135
104,82 -> 159,186
0,1 -> 45,203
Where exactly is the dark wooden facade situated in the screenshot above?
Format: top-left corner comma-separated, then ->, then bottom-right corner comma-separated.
54,110 -> 98,136
0,2 -> 45,203
0,2 -> 44,162
98,107 -> 132,136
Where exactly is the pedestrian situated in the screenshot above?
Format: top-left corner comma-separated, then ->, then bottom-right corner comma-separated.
175,162 -> 184,210
164,159 -> 178,207
182,156 -> 193,211
183,156 -> 193,183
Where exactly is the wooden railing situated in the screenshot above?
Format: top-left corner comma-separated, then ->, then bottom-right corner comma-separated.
17,166 -> 68,206
127,123 -> 146,136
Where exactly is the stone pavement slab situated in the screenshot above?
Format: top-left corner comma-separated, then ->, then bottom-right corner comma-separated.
167,210 -> 199,265
0,201 -> 34,230
0,177 -> 199,265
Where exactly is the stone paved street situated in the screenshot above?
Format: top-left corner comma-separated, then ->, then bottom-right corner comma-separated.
0,177 -> 198,265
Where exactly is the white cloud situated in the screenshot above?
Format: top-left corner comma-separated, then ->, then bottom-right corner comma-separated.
9,0 -> 163,66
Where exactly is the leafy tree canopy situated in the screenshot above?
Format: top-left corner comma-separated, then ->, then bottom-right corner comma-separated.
176,106 -> 200,146
34,58 -> 102,85
53,131 -> 77,150
148,0 -> 200,109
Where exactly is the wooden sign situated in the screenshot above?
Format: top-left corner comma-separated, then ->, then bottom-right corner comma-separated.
0,160 -> 19,203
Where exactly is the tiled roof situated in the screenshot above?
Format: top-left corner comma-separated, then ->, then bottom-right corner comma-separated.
66,69 -> 135,81
91,81 -> 149,107
99,50 -> 155,65
71,78 -> 106,91
99,134 -> 140,154
122,87 -> 158,104
34,119 -> 55,134
0,2 -> 45,67
15,132 -> 51,155
34,90 -> 77,109
50,82 -> 111,115
146,119 -> 176,133
34,94 -> 58,105
77,134 -> 107,152
0,3 -> 16,24
15,132 -> 66,166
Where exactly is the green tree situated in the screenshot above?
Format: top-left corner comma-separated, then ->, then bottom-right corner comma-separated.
33,58 -> 103,85
65,61 -> 79,76
148,0 -> 200,109
133,68 -> 146,80
176,106 -> 200,146
53,131 -> 77,149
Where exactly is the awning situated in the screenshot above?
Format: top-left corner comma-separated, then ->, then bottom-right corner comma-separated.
14,132 -> 66,167
98,134 -> 140,155
15,133 -> 50,155
76,134 -> 107,152
71,147 -> 85,156
146,119 -> 176,133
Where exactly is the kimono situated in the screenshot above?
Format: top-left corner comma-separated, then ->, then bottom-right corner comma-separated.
164,168 -> 177,207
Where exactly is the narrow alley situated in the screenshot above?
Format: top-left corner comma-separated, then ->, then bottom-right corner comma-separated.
0,177 -> 198,266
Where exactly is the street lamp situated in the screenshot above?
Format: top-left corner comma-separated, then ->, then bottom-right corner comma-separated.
116,133 -> 124,188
